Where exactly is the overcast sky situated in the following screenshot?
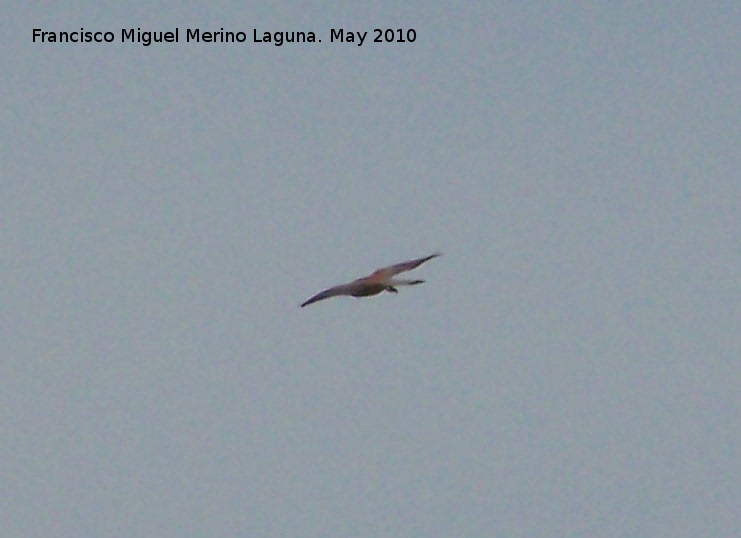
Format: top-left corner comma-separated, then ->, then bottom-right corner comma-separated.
2,3 -> 740,537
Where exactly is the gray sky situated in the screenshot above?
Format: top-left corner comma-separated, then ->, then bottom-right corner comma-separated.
2,3 -> 740,537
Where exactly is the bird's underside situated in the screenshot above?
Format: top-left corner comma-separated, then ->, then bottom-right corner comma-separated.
300,252 -> 441,307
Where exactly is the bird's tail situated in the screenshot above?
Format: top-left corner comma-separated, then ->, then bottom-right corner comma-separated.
390,278 -> 425,286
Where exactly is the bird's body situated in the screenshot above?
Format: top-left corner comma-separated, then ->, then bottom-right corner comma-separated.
346,282 -> 388,297
300,253 -> 441,307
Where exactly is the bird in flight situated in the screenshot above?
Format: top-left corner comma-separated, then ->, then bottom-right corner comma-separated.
300,252 -> 442,308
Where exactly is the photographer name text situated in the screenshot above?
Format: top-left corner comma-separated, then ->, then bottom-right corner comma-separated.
32,27 -> 417,47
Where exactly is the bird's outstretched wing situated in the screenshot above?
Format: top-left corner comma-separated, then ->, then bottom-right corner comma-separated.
300,282 -> 357,308
379,252 -> 442,276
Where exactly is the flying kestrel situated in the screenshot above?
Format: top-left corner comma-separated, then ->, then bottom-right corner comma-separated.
300,252 -> 442,307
